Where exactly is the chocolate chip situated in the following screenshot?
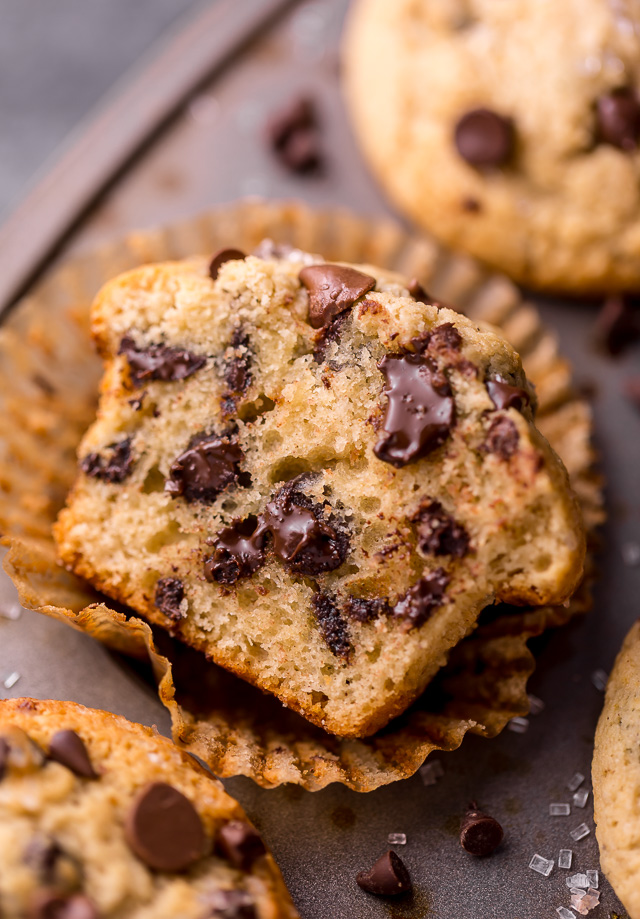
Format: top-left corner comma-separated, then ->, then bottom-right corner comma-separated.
299,264 -> 376,329
266,96 -> 323,174
313,312 -> 350,364
356,850 -> 412,897
416,322 -> 463,356
596,88 -> 640,151
48,731 -> 97,779
482,415 -> 519,459
460,807 -> 504,856
166,433 -> 244,503
594,294 -> 640,355
413,500 -> 469,558
80,439 -> 133,484
312,592 -> 351,659
0,736 -> 8,780
374,353 -> 455,467
486,378 -> 530,412
454,108 -> 515,167
28,891 -> 98,919
209,248 -> 246,280
24,838 -> 82,892
407,279 -> 432,305
205,889 -> 256,919
216,821 -> 265,872
393,569 -> 449,630
624,375 -> 640,410
204,516 -> 266,585
222,328 -> 252,412
462,196 -> 482,213
119,337 -> 206,388
345,597 -> 391,623
125,782 -> 205,872
155,577 -> 186,623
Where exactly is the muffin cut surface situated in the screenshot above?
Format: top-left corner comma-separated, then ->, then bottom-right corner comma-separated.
55,249 -> 585,737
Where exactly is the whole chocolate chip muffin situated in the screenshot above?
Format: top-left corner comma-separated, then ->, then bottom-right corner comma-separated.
0,698 -> 297,919
54,249 -> 585,737
344,0 -> 640,293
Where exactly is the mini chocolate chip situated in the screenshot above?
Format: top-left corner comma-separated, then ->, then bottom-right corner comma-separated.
312,592 -> 351,659
299,264 -> 376,328
205,889 -> 256,919
486,378 -> 530,412
125,782 -> 205,873
204,516 -> 266,585
482,415 -> 519,459
374,353 -> 455,467
624,375 -> 640,410
119,337 -> 206,388
313,312 -> 350,364
48,731 -> 97,779
209,248 -> 246,280
345,597 -> 391,623
407,279 -> 432,305
356,850 -> 412,897
413,500 -> 469,558
165,433 -> 244,503
266,96 -> 323,174
454,108 -> 515,167
80,439 -> 133,484
460,807 -> 504,856
24,838 -> 82,892
594,294 -> 640,355
216,821 -> 265,872
596,88 -> 640,151
155,577 -> 186,623
0,736 -> 8,780
28,891 -> 98,919
393,569 -> 449,630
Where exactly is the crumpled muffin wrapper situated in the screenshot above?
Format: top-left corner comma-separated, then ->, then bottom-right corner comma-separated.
0,200 -> 603,791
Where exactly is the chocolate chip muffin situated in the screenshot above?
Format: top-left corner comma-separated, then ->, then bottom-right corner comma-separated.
0,698 -> 297,919
344,0 -> 640,292
54,249 -> 585,737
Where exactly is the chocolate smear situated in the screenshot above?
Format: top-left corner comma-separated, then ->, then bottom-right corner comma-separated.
486,377 -> 530,412
413,500 -> 469,558
374,353 -> 455,467
205,889 -> 257,919
454,108 -> 514,167
482,415 -> 519,459
125,782 -> 205,872
80,438 -> 133,484
594,293 -> 640,356
166,433 -> 244,503
394,569 -> 450,630
209,248 -> 246,280
204,517 -> 266,585
155,578 -> 186,623
48,731 -> 97,779
28,891 -> 98,919
345,596 -> 391,623
460,806 -> 504,856
119,336 -> 206,388
596,88 -> 640,151
356,850 -> 412,897
299,264 -> 375,329
216,821 -> 265,872
312,592 -> 351,659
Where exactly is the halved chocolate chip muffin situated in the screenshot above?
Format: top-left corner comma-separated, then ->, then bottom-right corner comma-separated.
54,249 -> 585,737
0,698 -> 297,919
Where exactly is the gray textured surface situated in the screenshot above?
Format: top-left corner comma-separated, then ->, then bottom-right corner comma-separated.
1,1 -> 639,917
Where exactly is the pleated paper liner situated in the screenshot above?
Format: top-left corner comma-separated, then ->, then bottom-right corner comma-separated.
0,200 -> 602,791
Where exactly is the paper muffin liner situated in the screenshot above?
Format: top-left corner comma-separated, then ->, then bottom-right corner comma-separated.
0,199 -> 603,791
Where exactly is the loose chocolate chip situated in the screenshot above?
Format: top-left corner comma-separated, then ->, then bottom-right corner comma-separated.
48,731 -> 97,779
594,293 -> 640,355
486,377 -> 530,412
374,353 -> 455,467
312,592 -> 351,659
407,278 -> 432,305
345,596 -> 391,623
413,500 -> 469,558
482,415 -> 519,459
460,806 -> 504,856
80,439 -> 134,484
166,433 -> 244,503
624,375 -> 640,410
155,577 -> 186,623
0,736 -> 8,780
209,248 -> 246,280
393,569 -> 450,630
119,337 -> 206,388
205,889 -> 256,919
299,264 -> 376,329
216,821 -> 266,872
125,782 -> 205,873
24,838 -> 82,892
28,891 -> 98,919
454,108 -> 515,167
204,517 -> 266,585
356,850 -> 412,897
313,312 -> 350,364
266,96 -> 323,174
596,88 -> 640,151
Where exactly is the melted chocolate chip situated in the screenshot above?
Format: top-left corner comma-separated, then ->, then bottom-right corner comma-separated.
596,88 -> 640,151
374,353 -> 455,467
407,279 -> 432,305
485,378 -> 530,412
266,96 -> 323,174
312,592 -> 351,659
454,108 -> 515,167
594,294 -> 640,355
393,569 -> 449,629
209,248 -> 246,280
24,838 -> 82,892
0,736 -> 8,780
413,500 -> 469,558
415,322 -> 462,356
119,337 -> 206,388
216,821 -> 265,871
460,807 -> 504,856
48,731 -> 97,779
356,850 -> 412,897
80,439 -> 134,484
204,517 -> 266,585
222,328 -> 252,412
205,889 -> 256,919
482,415 -> 519,459
155,577 -> 186,622
299,264 -> 376,329
313,312 -> 349,364
125,782 -> 205,872
166,433 -> 244,503
345,597 -> 391,623
28,891 -> 98,919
